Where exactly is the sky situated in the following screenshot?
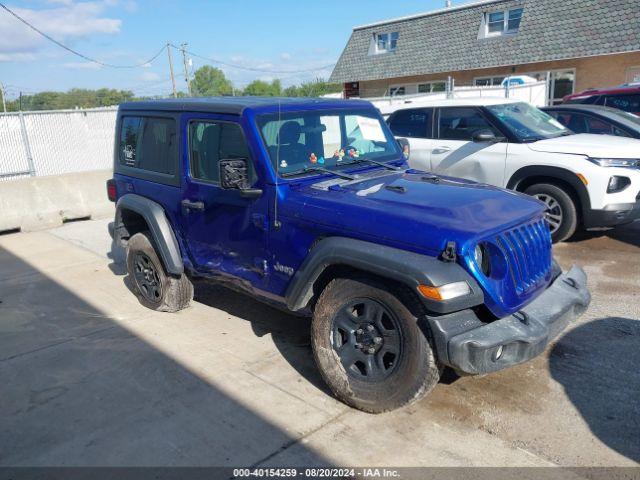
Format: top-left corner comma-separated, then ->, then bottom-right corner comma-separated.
0,0 -> 475,99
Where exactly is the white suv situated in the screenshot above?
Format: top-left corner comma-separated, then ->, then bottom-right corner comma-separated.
383,98 -> 640,242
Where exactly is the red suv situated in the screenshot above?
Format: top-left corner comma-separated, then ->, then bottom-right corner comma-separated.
563,84 -> 640,115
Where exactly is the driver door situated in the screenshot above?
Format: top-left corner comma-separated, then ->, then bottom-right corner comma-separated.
179,114 -> 269,286
430,107 -> 508,186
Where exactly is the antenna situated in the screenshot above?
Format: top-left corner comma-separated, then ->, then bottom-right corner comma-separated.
273,98 -> 282,229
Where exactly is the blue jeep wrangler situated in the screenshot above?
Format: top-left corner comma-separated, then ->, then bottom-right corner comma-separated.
107,97 -> 590,413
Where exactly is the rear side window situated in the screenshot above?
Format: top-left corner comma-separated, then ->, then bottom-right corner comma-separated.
388,109 -> 433,139
546,111 -> 587,133
604,94 -> 640,114
438,107 -> 499,141
119,116 -> 177,175
189,121 -> 255,184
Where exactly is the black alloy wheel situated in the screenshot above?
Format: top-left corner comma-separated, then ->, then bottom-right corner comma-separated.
132,252 -> 163,304
332,298 -> 402,381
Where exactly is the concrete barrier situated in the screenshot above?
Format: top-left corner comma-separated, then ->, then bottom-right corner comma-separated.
0,169 -> 115,233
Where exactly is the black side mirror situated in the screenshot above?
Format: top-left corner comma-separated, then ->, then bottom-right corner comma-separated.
396,137 -> 411,160
219,159 -> 263,199
472,130 -> 500,143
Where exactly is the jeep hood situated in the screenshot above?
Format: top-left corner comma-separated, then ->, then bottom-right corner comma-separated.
527,133 -> 640,158
286,171 -> 545,255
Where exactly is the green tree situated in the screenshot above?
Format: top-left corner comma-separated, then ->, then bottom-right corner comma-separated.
242,79 -> 282,97
191,66 -> 233,97
294,78 -> 342,97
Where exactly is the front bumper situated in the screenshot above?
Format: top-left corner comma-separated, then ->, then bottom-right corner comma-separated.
584,201 -> 640,228
427,266 -> 590,375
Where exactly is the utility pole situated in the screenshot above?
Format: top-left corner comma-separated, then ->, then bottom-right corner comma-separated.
180,43 -> 192,96
166,43 -> 177,98
19,91 -> 22,111
0,83 -> 6,113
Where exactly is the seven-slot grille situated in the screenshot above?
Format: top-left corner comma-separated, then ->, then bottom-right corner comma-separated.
495,218 -> 553,295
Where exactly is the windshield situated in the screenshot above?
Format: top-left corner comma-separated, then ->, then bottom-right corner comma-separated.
256,109 -> 401,177
487,102 -> 571,141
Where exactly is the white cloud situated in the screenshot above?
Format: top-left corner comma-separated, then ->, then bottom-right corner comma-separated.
0,2 -> 121,56
62,61 -> 103,69
138,71 -> 160,82
0,52 -> 37,62
212,51 -> 337,88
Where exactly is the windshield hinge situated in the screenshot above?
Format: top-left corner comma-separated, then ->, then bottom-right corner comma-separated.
440,241 -> 457,263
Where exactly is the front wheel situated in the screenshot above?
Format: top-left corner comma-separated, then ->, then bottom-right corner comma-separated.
525,183 -> 578,243
311,277 -> 441,413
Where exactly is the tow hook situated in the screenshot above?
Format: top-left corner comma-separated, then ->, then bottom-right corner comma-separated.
441,241 -> 457,262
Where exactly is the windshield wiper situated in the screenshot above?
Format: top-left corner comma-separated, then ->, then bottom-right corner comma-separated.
346,158 -> 403,171
282,165 -> 356,180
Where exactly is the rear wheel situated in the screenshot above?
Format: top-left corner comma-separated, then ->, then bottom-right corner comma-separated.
126,232 -> 193,312
311,277 -> 441,413
525,183 -> 578,243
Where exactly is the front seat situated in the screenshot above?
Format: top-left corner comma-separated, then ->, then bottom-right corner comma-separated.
276,121 -> 307,167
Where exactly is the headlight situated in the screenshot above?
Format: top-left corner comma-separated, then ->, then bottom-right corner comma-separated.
587,157 -> 640,168
474,243 -> 492,276
607,176 -> 631,193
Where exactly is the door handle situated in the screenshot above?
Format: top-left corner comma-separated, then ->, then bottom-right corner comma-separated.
432,146 -> 452,155
181,199 -> 205,211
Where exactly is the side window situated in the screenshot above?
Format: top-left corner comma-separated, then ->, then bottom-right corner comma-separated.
604,94 -> 640,113
550,112 -> 587,133
189,121 -> 255,184
119,116 -> 178,175
612,126 -> 632,138
438,108 -> 498,141
584,116 -> 614,135
388,109 -> 433,139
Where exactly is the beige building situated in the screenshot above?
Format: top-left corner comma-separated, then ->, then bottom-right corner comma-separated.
330,0 -> 640,105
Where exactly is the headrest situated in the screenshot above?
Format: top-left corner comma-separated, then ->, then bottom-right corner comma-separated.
278,121 -> 302,145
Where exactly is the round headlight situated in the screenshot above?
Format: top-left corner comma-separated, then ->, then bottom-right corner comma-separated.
474,243 -> 491,276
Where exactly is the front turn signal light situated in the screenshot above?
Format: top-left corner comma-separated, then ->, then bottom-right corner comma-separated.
576,173 -> 588,186
418,282 -> 471,301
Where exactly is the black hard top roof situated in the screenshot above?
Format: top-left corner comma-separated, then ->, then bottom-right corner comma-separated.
118,96 -> 372,114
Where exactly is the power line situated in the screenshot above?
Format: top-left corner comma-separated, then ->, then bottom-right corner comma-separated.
0,1 -> 166,69
169,44 -> 335,75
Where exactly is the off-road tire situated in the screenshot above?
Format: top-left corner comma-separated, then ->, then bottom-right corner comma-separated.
126,232 -> 193,312
525,183 -> 578,243
311,277 -> 441,413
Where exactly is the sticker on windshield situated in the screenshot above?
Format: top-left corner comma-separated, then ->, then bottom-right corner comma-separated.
356,116 -> 386,142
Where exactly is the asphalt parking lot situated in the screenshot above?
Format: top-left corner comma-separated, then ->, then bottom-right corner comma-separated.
0,217 -> 638,467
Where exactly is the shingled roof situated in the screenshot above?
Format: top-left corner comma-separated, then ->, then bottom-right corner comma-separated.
329,0 -> 640,83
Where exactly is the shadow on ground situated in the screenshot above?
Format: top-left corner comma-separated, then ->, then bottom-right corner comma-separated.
549,317 -> 640,464
0,245 -> 331,467
567,221 -> 640,249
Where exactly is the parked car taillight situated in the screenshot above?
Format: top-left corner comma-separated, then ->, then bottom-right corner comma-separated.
106,179 -> 116,202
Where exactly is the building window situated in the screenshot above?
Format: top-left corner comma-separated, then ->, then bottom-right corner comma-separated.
474,76 -> 506,87
483,7 -> 523,37
389,86 -> 406,96
375,31 -> 399,53
418,81 -> 446,93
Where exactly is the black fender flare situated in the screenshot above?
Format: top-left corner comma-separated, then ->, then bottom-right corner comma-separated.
506,165 -> 591,217
115,194 -> 184,275
285,237 -> 484,314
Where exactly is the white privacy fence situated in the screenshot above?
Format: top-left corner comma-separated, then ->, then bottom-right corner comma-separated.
370,81 -> 549,113
0,107 -> 117,181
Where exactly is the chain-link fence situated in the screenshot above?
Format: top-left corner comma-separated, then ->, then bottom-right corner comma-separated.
0,107 -> 117,181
